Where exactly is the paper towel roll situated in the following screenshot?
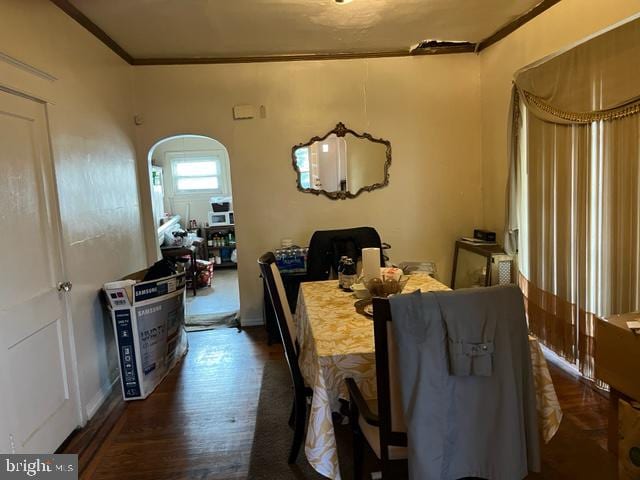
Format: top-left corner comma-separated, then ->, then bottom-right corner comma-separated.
362,248 -> 381,283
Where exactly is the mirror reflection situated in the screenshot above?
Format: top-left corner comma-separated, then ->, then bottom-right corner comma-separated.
293,123 -> 391,200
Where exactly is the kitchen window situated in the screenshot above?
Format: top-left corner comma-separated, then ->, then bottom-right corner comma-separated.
169,152 -> 229,195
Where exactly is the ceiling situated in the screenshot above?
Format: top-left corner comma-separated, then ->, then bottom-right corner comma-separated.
66,0 -> 547,60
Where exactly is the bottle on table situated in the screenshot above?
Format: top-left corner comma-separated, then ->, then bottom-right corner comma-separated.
337,256 -> 349,288
341,258 -> 357,290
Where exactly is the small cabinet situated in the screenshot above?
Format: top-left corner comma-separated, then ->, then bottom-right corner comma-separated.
451,240 -> 513,289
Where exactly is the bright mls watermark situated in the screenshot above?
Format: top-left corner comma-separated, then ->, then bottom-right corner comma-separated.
0,455 -> 77,479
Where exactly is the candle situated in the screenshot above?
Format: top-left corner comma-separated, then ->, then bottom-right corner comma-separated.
362,247 -> 381,283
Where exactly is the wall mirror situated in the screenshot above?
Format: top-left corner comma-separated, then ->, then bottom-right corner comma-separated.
292,122 -> 391,200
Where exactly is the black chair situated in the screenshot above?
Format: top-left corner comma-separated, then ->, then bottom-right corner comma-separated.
306,226 -> 386,281
160,244 -> 198,296
258,252 -> 311,464
346,297 -> 408,479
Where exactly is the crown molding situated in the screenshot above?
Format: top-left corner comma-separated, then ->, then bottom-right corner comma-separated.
49,0 -> 133,64
131,47 -> 481,66
476,0 -> 562,52
51,0 -> 562,66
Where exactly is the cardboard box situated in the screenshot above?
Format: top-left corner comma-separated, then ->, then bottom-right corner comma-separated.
104,272 -> 188,400
595,313 -> 640,401
618,400 -> 640,480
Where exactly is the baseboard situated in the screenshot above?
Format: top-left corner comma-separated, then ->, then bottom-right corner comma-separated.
85,376 -> 119,420
58,381 -> 127,475
539,343 -> 581,378
240,316 -> 264,327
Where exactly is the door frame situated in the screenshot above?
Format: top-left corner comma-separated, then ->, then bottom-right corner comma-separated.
0,82 -> 84,429
142,134 -> 235,262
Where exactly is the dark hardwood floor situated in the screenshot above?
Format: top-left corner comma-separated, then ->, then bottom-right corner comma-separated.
63,327 -> 612,479
75,328 -> 281,480
545,363 -> 610,451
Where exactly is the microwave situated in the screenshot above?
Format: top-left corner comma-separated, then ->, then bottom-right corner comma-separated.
208,211 -> 234,226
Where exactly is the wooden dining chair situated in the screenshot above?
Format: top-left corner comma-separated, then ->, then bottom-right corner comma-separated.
258,252 -> 311,464
346,296 -> 408,479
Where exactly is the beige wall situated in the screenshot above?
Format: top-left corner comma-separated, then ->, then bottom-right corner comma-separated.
0,0 -> 145,420
133,55 -> 484,324
150,135 -> 232,227
479,0 -> 640,238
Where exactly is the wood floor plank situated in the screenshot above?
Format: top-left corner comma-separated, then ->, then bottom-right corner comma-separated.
76,328 -> 279,480
63,326 -> 611,479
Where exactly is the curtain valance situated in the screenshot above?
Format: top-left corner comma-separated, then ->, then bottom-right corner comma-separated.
514,16 -> 640,124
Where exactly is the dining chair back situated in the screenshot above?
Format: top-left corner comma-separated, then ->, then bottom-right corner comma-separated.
306,226 -> 384,280
347,296 -> 408,479
373,297 -> 408,438
271,263 -> 297,342
258,252 -> 308,463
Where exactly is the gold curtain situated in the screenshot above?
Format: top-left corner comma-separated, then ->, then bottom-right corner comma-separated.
507,16 -> 640,378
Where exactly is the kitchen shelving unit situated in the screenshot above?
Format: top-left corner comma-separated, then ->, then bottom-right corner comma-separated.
199,225 -> 238,269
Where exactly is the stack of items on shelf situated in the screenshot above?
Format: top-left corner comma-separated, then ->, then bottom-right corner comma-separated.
201,196 -> 237,268
204,228 -> 237,267
460,228 -> 497,245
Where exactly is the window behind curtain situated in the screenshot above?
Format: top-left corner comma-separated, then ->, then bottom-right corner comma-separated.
507,17 -> 640,380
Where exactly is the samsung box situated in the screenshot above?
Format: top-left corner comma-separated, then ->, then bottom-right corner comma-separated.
103,272 -> 188,401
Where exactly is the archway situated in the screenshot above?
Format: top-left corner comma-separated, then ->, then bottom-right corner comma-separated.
147,134 -> 239,327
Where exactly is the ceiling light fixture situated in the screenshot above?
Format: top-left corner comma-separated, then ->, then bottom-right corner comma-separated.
334,0 -> 353,4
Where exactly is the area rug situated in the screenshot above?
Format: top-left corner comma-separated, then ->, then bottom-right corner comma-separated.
184,311 -> 240,332
248,358 -> 367,480
248,358 -> 618,480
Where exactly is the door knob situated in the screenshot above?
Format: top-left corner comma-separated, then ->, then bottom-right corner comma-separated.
57,281 -> 73,292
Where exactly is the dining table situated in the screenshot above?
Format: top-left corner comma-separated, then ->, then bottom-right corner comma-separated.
294,273 -> 563,480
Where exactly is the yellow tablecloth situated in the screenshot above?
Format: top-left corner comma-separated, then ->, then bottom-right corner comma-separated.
294,274 -> 563,480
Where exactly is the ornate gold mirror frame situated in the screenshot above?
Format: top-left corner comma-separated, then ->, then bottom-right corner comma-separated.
292,122 -> 392,200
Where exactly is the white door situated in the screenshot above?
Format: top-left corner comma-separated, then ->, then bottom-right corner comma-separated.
0,89 -> 80,453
